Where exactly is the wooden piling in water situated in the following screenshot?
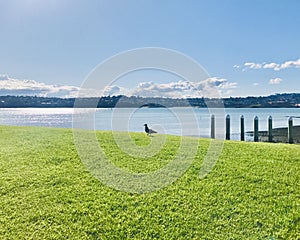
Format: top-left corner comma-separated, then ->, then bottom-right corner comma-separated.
240,115 -> 245,141
268,116 -> 273,142
226,114 -> 230,140
288,117 -> 293,144
254,116 -> 259,142
211,114 -> 215,139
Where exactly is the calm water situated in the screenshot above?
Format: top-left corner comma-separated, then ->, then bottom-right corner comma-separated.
1,108 -> 300,141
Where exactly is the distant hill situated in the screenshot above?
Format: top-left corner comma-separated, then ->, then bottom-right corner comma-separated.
0,93 -> 300,108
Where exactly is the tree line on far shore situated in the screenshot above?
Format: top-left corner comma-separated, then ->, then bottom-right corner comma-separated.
0,93 -> 300,108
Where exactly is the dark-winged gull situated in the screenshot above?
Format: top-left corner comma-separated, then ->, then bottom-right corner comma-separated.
144,124 -> 157,136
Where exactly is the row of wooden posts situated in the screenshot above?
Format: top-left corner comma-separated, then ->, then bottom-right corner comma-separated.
210,114 -> 295,144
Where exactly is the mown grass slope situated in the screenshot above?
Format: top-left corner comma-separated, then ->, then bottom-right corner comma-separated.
0,125 -> 299,239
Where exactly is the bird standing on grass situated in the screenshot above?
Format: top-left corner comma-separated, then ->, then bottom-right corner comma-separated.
144,124 -> 157,136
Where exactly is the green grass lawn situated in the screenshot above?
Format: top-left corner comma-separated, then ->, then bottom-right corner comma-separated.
0,125 -> 299,239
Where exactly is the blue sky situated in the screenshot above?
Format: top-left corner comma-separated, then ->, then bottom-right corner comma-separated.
0,0 -> 300,98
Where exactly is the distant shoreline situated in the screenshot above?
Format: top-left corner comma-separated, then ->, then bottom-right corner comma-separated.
1,106 -> 300,109
1,93 -> 300,108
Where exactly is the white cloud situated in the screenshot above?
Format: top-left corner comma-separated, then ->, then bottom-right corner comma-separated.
263,62 -> 281,71
130,78 -> 237,98
0,74 -> 237,98
103,85 -> 121,96
280,58 -> 300,69
269,78 -> 282,85
0,74 -> 10,80
244,62 -> 262,69
243,58 -> 300,71
253,83 -> 259,86
233,65 -> 240,69
218,82 -> 238,89
0,74 -> 81,98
